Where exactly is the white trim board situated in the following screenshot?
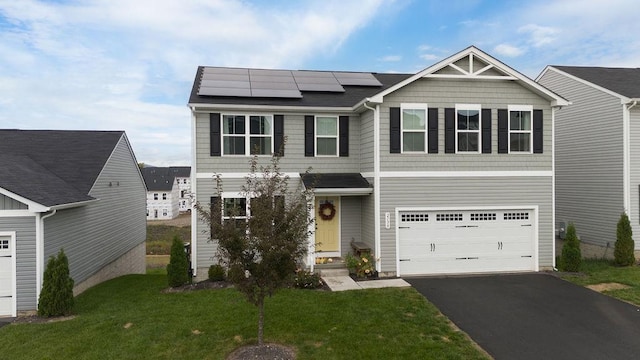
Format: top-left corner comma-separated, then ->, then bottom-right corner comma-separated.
361,171 -> 552,178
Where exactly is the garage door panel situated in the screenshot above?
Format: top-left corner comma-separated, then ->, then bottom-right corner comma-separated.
399,209 -> 535,276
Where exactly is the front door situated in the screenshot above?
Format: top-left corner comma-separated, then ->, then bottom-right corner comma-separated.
315,196 -> 340,256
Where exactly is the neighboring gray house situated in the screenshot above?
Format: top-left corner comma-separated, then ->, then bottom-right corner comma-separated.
188,46 -> 568,280
0,130 -> 146,317
537,66 -> 640,253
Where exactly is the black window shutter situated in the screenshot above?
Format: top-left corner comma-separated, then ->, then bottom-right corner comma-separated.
210,113 -> 221,156
428,108 -> 438,154
444,108 -> 455,153
533,110 -> 543,153
339,116 -> 349,157
390,107 -> 401,153
497,109 -> 508,153
482,109 -> 492,154
210,196 -> 221,235
274,114 -> 284,156
304,115 -> 314,157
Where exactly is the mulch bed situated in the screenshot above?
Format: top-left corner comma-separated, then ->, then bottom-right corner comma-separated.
161,279 -> 234,293
227,343 -> 296,360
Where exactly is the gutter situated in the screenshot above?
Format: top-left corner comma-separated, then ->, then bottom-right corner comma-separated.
36,209 -> 57,304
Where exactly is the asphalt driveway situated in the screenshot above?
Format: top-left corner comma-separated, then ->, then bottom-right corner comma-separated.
407,274 -> 640,360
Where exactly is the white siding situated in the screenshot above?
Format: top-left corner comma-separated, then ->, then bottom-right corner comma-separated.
538,69 -> 624,248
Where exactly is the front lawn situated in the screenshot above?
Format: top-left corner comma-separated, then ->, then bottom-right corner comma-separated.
0,275 -> 487,359
560,259 -> 640,306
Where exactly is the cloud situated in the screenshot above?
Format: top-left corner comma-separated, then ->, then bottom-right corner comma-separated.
493,44 -> 525,58
379,55 -> 402,62
419,54 -> 439,61
518,24 -> 558,47
0,0 -> 385,166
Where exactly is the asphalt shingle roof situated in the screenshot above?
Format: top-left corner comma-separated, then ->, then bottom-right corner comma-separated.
300,173 -> 371,189
188,66 -> 412,107
141,167 -> 178,191
0,130 -> 124,207
553,66 -> 640,98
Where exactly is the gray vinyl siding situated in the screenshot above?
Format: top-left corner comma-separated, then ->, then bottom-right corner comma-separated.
359,109 -> 375,173
360,185 -> 375,251
379,176 -> 553,273
0,195 -> 27,210
538,69 -> 624,248
340,196 -> 362,255
629,109 -> 640,244
0,216 -> 37,311
195,112 -> 362,173
43,136 -> 146,284
380,78 -> 553,171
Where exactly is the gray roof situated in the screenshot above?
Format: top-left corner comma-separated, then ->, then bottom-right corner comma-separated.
553,66 -> 640,98
141,167 -> 178,191
0,130 -> 125,207
188,66 -> 412,107
169,166 -> 191,178
300,173 -> 371,189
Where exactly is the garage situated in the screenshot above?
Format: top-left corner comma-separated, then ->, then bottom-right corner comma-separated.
397,208 -> 537,276
0,233 -> 15,317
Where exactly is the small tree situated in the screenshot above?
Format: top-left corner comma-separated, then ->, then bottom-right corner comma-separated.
166,236 -> 190,287
614,212 -> 635,266
195,151 -> 313,345
560,222 -> 581,272
38,249 -> 74,317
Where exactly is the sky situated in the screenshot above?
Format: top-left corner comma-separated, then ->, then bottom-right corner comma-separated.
1,0 -> 639,167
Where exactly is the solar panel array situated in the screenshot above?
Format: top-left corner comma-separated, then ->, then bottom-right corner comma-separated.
198,67 -> 382,98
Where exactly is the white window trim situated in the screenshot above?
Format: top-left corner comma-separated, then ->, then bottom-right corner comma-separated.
314,115 -> 339,157
508,105 -> 533,154
400,103 -> 429,153
221,113 -> 274,156
221,192 -> 250,222
455,104 -> 482,154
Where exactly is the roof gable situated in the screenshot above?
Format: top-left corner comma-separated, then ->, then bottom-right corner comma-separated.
370,46 -> 569,107
0,130 -> 124,208
545,66 -> 640,100
141,167 -> 177,191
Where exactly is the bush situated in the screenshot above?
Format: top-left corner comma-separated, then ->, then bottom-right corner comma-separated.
208,264 -> 226,281
38,249 -> 74,317
344,252 -> 377,278
292,269 -> 323,289
166,236 -> 190,287
560,223 -> 581,272
614,212 -> 635,266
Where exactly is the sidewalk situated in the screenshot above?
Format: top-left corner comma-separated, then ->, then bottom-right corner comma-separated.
322,275 -> 410,291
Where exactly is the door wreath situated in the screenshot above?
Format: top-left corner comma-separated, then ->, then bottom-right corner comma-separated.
318,202 -> 336,221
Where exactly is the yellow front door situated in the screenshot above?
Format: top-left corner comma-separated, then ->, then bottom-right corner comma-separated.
315,196 -> 340,254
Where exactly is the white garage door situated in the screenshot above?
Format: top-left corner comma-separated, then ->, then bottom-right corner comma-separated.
0,235 -> 15,317
398,209 -> 536,276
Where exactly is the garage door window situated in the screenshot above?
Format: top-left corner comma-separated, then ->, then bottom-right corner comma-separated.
401,213 -> 429,222
470,213 -> 496,221
0,238 -> 7,249
436,213 -> 463,221
504,212 -> 529,220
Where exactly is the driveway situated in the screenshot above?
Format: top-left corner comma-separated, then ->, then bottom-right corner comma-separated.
407,274 -> 640,360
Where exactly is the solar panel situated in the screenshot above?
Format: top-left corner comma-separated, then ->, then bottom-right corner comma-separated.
292,71 -> 344,92
333,72 -> 382,86
199,68 -> 251,96
248,69 -> 301,97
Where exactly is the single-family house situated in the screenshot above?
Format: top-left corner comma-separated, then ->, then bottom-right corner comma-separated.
141,167 -> 181,220
537,66 -> 640,254
188,46 -> 568,280
0,130 -> 146,317
169,166 -> 192,212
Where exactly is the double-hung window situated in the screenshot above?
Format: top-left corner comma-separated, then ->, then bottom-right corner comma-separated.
315,116 -> 338,156
508,105 -> 532,153
223,197 -> 248,229
456,104 -> 481,153
222,114 -> 273,155
401,103 -> 428,152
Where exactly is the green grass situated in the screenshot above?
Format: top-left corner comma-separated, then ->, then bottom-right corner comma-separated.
0,275 -> 487,360
146,225 -> 190,255
560,258 -> 640,305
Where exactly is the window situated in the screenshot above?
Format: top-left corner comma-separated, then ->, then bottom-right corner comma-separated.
316,116 -> 338,156
401,104 -> 428,152
223,197 -> 248,228
456,105 -> 481,153
162,193 -> 167,200
222,114 -> 273,155
162,209 -> 168,216
509,106 -> 532,153
153,193 -> 158,200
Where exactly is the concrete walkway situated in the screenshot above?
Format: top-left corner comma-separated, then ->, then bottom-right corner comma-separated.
322,275 -> 410,291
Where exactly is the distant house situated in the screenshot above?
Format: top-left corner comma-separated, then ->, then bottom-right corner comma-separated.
188,46 -> 568,280
141,166 -> 191,220
537,66 -> 640,254
0,130 -> 147,317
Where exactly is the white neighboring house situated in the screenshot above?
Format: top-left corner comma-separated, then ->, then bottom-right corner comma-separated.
142,167 -> 181,220
169,166 -> 192,212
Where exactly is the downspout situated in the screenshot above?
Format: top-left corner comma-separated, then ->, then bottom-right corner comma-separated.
36,209 -> 57,303
623,101 -> 637,220
551,106 -> 558,271
363,100 -> 382,274
190,107 -> 198,277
